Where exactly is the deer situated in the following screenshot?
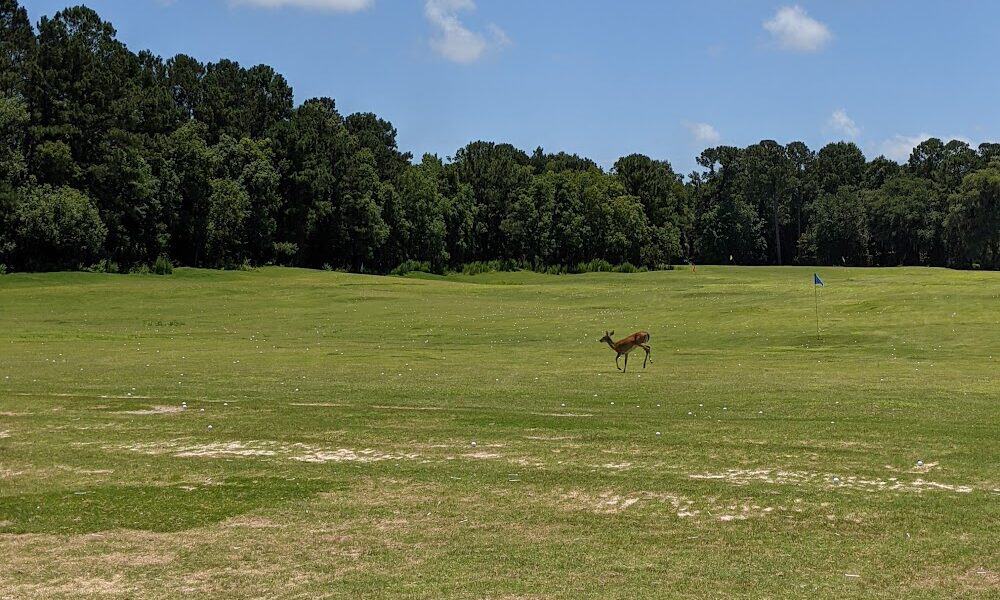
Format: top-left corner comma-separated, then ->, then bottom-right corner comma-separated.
598,330 -> 651,373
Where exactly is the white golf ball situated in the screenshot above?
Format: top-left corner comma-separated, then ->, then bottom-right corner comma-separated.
917,460 -> 924,467
655,431 -> 661,436
207,425 -> 213,430
471,441 -> 477,447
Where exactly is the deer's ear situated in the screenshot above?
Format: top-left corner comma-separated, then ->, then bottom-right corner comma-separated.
609,330 -> 614,336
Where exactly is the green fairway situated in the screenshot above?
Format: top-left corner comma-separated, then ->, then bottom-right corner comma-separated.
0,266 -> 997,598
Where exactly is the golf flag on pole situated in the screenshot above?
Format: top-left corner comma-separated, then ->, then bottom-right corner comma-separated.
813,273 -> 823,334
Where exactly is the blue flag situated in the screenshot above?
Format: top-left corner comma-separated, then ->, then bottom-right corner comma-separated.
814,273 -> 824,286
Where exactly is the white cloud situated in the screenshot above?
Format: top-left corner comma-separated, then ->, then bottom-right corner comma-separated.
828,108 -> 860,138
684,121 -> 722,145
230,0 -> 373,11
763,5 -> 832,52
425,0 -> 507,64
878,133 -> 973,162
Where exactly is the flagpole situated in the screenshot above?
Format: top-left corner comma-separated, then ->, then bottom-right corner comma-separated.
814,279 -> 820,335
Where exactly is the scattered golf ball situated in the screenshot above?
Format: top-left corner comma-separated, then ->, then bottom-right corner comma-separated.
917,460 -> 924,467
207,425 -> 213,430
655,431 -> 661,436
470,441 -> 477,447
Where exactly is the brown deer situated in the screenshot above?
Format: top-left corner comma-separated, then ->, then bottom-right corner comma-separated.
599,330 -> 651,372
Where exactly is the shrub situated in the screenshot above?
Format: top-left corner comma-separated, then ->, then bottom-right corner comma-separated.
0,264 -> 6,275
273,242 -> 298,266
153,255 -> 173,275
573,259 -> 614,273
13,185 -> 106,271
613,262 -> 643,273
88,259 -> 119,274
461,260 -> 525,275
129,263 -> 151,274
391,260 -> 432,276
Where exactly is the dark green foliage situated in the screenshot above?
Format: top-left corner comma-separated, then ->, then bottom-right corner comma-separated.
945,164 -> 1000,269
390,259 -> 433,276
799,186 -> 871,266
153,254 -> 173,275
10,185 -> 106,270
0,1 -> 996,272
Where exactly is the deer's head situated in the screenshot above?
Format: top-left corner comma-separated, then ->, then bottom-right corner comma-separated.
598,330 -> 615,344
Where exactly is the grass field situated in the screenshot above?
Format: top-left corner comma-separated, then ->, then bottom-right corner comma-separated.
0,266 -> 997,598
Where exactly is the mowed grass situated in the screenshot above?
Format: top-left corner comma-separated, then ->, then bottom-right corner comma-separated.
0,266 -> 997,598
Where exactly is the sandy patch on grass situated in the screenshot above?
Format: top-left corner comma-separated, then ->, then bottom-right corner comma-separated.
0,411 -> 31,417
689,468 -> 977,493
557,490 -> 690,515
118,439 -> 419,464
530,412 -> 593,418
462,451 -> 502,460
373,405 -> 449,411
961,568 -> 998,587
0,430 -> 9,438
8,576 -> 126,597
554,489 -> 786,523
289,402 -> 347,408
713,502 -> 777,522
524,435 -> 577,441
175,442 -> 279,458
600,462 -> 633,470
293,448 -> 417,463
120,405 -> 184,415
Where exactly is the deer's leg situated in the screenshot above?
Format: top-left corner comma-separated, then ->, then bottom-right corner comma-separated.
641,344 -> 651,367
623,353 -> 628,373
615,354 -> 622,371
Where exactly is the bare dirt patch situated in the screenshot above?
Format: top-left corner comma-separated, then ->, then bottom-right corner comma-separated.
372,404 -> 453,412
689,468 -> 978,494
117,439 -> 420,464
462,451 -> 502,460
530,412 -> 594,418
556,489 -> 690,515
292,448 -> 417,463
120,405 -> 184,415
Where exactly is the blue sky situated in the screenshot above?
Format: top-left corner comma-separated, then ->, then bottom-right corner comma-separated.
21,1 -> 1000,174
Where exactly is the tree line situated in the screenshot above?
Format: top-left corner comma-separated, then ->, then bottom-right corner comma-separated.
1,2 -> 997,274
